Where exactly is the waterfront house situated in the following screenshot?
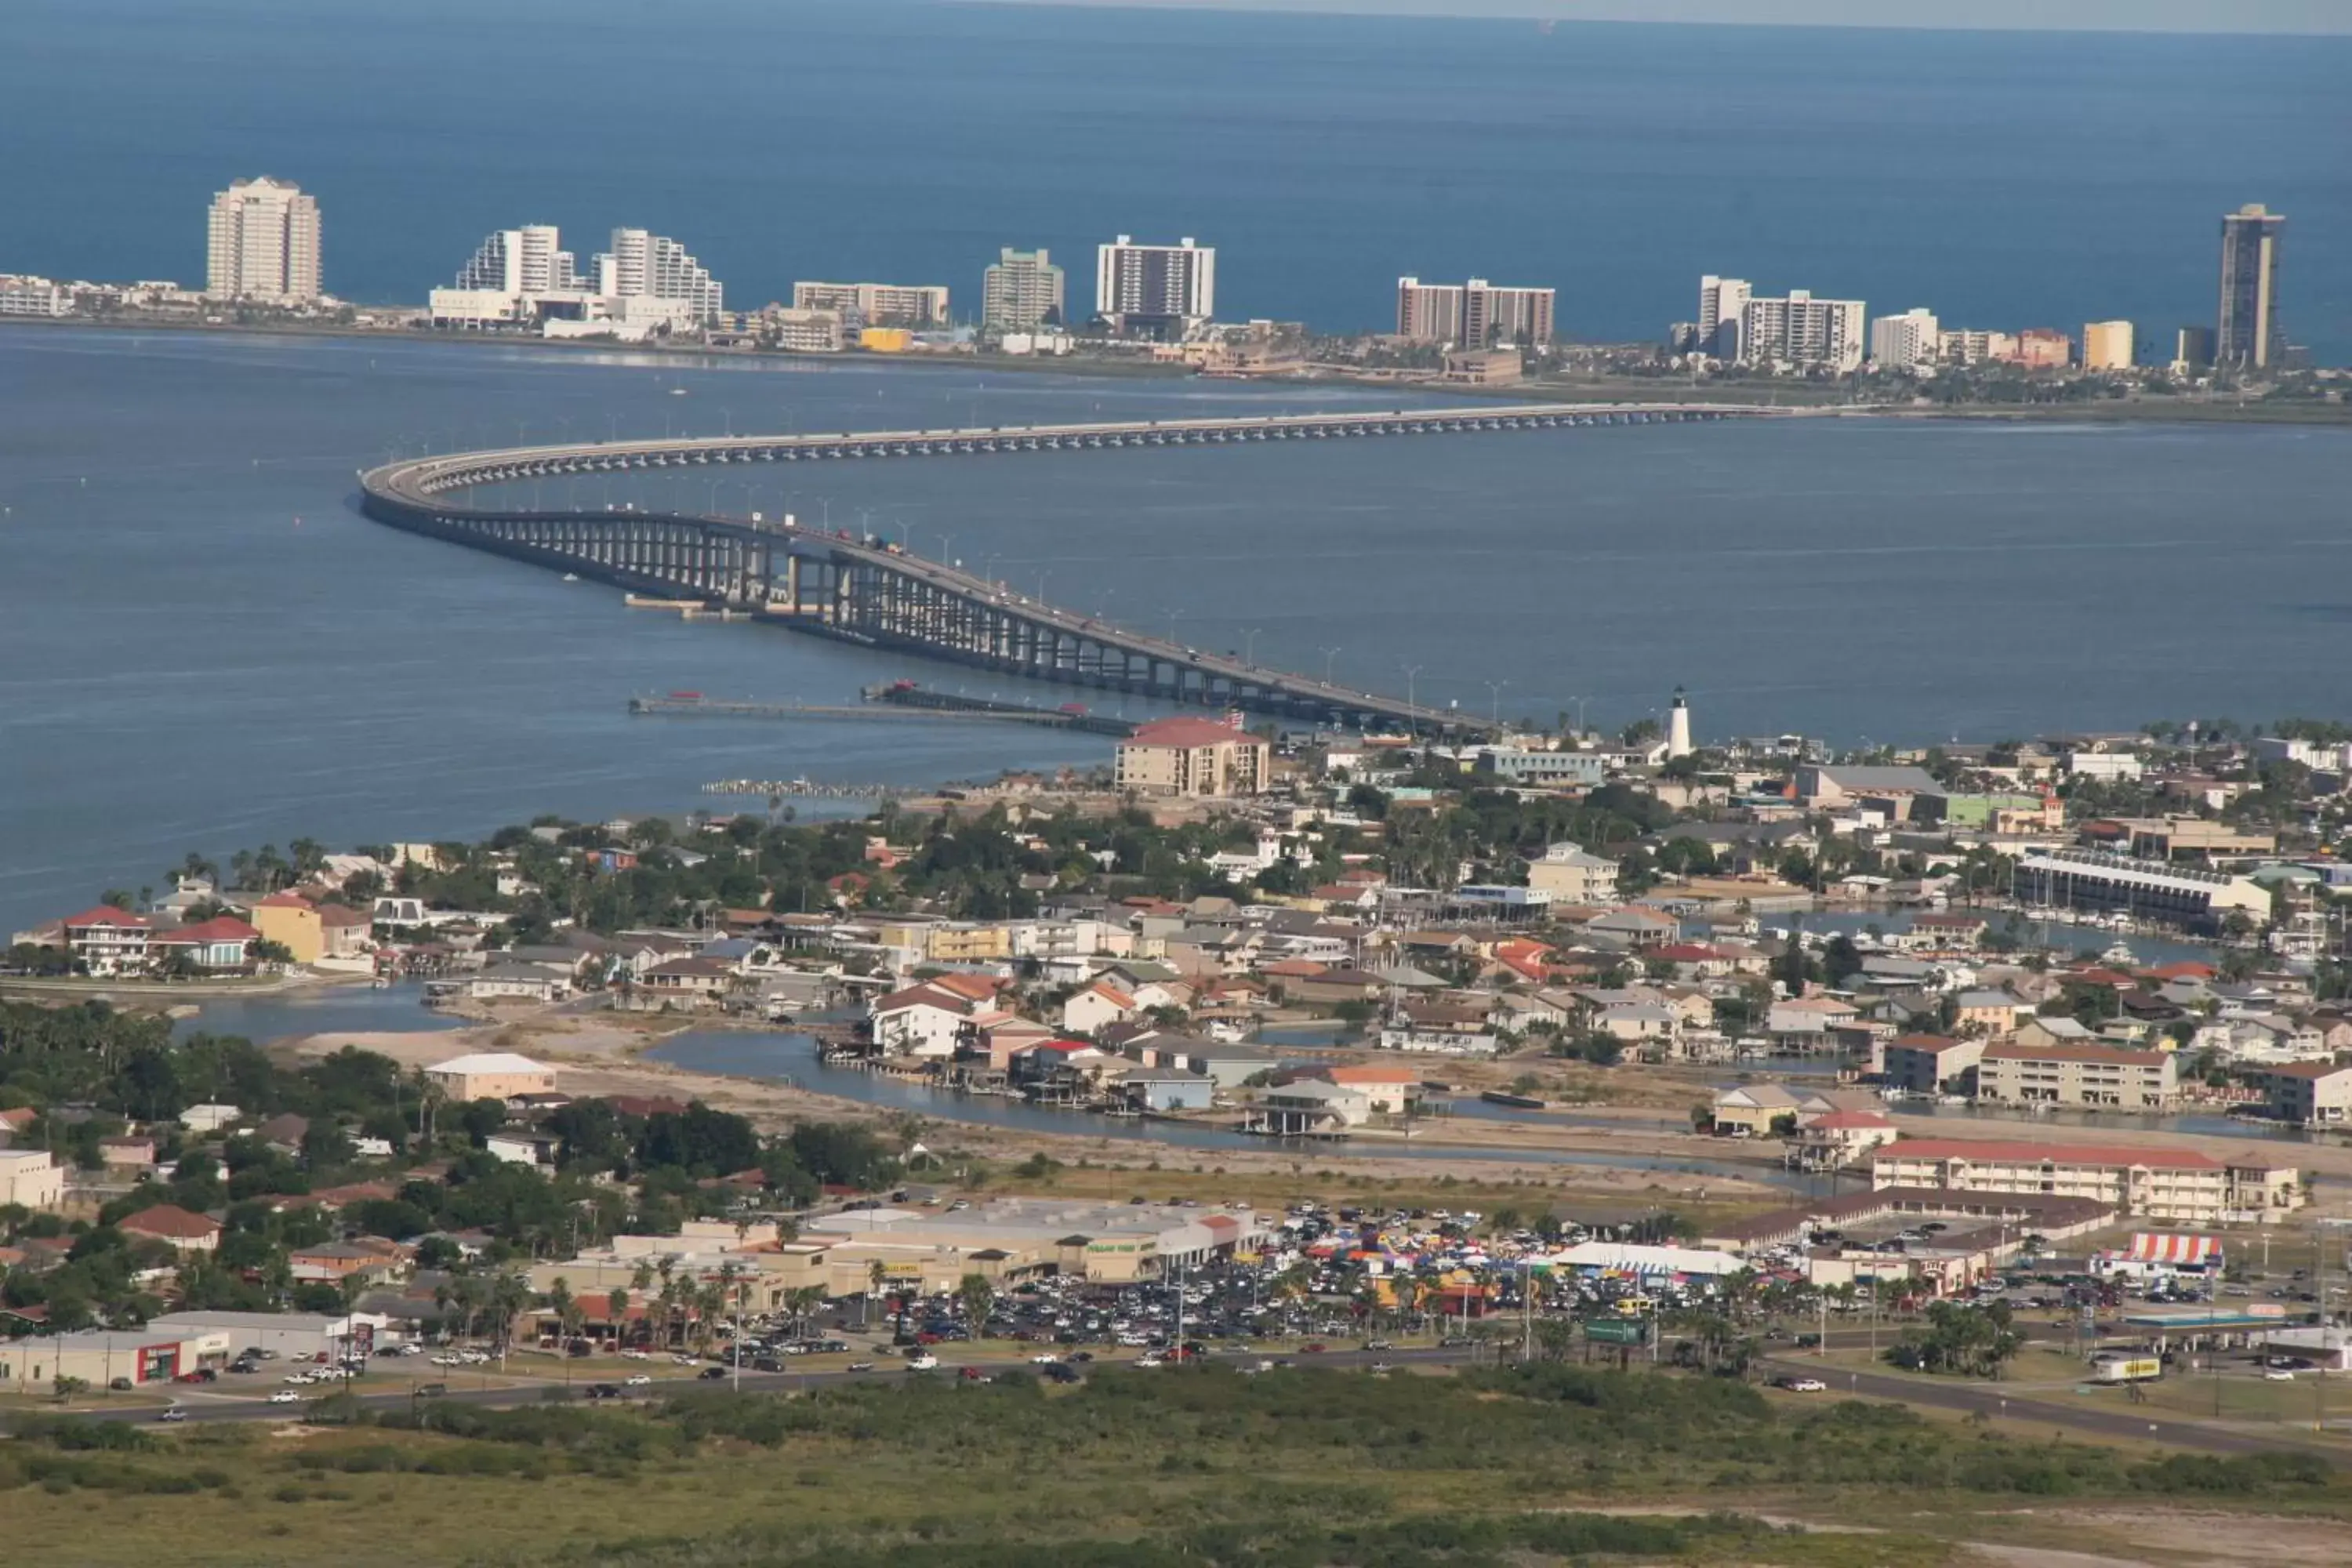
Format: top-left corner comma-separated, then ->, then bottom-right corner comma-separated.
149,916 -> 261,973
60,906 -> 150,976
1117,1069 -> 1217,1113
1062,979 -> 1139,1035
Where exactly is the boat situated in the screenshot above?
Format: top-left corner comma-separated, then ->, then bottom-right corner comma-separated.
2099,941 -> 2136,966
561,573 -> 579,583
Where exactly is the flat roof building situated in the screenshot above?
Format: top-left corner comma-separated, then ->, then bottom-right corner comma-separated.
1395,277 -> 1555,347
982,248 -> 1065,331
2217,203 -> 2285,371
206,176 -> 321,303
1976,1041 -> 2176,1112
1095,235 -> 1214,335
1869,1138 -> 2299,1224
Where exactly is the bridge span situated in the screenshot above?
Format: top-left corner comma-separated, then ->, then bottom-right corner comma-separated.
359,402 -> 1811,734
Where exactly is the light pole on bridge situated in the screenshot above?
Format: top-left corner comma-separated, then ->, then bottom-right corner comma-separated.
1241,628 -> 1263,666
1484,679 -> 1510,730
1403,664 -> 1425,715
1319,646 -> 1342,684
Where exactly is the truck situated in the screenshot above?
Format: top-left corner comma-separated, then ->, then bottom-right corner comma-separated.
2090,1356 -> 2161,1384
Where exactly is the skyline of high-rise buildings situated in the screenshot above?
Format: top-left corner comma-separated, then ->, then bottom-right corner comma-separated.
2216,202 -> 2285,370
427,223 -> 722,336
205,176 -> 321,303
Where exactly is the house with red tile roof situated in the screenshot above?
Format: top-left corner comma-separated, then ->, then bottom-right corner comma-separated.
151,916 -> 262,972
60,906 -> 151,975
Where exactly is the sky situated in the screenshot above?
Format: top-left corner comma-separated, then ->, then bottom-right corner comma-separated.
982,0 -> 2352,31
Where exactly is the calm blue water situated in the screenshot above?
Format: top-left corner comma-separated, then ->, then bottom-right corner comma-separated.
3,1 -> 2346,359
5,327 -> 2352,935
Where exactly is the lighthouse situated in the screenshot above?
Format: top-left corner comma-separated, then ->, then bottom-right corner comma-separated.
1667,687 -> 1693,760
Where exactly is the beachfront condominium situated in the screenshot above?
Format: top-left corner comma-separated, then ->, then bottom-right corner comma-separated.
982,248 -> 1065,331
1395,278 -> 1555,348
1867,307 -> 1940,369
457,226 -> 581,294
791,281 -> 950,328
2216,203 -> 2285,371
2081,319 -> 2135,372
1095,235 -> 1214,335
1695,275 -> 1751,359
1738,289 -> 1866,372
205,176 -> 321,302
597,229 -> 724,325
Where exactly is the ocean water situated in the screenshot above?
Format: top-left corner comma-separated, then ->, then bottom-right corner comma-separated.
3,327 -> 2350,938
2,0 -> 2347,360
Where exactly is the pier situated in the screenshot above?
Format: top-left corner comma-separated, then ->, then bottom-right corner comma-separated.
359,402 -> 1810,734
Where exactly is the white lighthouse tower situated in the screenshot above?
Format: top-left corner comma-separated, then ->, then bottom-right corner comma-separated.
1666,687 -> 1693,760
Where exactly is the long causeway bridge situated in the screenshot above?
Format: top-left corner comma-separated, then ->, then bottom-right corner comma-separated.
358,401 -> 1809,734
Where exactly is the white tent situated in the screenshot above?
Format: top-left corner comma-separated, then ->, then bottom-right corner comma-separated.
1539,1241 -> 1748,1280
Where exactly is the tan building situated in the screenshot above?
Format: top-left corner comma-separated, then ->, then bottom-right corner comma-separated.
1869,1138 -> 2300,1224
1114,718 -> 1270,797
1976,1041 -> 2176,1111
0,1150 -> 65,1211
2081,319 -> 2134,371
1526,844 -> 1620,903
251,893 -> 326,964
1882,1034 -> 1985,1094
423,1051 -> 558,1102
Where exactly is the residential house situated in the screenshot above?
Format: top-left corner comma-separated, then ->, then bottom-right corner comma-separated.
869,982 -> 989,1058
0,1151 -> 64,1211
1767,994 -> 1859,1047
1117,1069 -> 1218,1113
628,956 -> 739,1010
1955,989 -> 2033,1036
118,1204 -> 223,1254
1062,979 -> 1139,1035
1882,1034 -> 1984,1095
60,906 -> 151,975
1245,1080 -> 1370,1134
424,1052 -> 557,1102
1294,1065 -> 1425,1116
1708,1083 -> 1835,1135
1790,1109 -> 1900,1169
149,916 -> 261,973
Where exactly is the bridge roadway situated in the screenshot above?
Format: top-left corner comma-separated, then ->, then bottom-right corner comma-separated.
359,402 -> 1814,734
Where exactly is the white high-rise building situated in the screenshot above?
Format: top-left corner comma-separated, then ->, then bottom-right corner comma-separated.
1697,275 -> 1751,359
454,226 -> 580,294
1095,235 -> 1215,332
1740,289 -> 1866,372
428,223 -> 721,337
1869,307 -> 1940,368
596,229 -> 724,325
205,176 -> 321,303
982,248 -> 1065,331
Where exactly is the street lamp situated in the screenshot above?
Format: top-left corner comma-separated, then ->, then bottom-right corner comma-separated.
1242,628 -> 1263,665
1403,664 -> 1425,713
1483,679 -> 1510,729
1319,646 -> 1342,684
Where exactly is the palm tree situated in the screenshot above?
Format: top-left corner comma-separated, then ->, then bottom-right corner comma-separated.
547,1277 -> 577,1385
956,1273 -> 996,1338
865,1258 -> 889,1329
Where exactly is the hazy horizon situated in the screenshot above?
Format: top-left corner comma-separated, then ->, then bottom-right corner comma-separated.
974,0 -> 2352,34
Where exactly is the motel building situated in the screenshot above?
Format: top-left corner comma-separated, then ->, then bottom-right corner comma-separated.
1867,1138 -> 2302,1225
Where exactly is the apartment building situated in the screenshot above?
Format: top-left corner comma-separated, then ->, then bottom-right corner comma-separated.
2261,1062 -> 2352,1127
1094,235 -> 1214,332
1869,1138 -> 2300,1224
1739,289 -> 1866,372
1113,717 -> 1269,798
2216,203 -> 2285,371
2082,319 -> 2135,371
791,280 -> 950,328
205,176 -> 321,302
1869,307 -> 1940,368
1395,276 -> 1555,347
1975,1042 -> 2177,1111
982,248 -> 1066,330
